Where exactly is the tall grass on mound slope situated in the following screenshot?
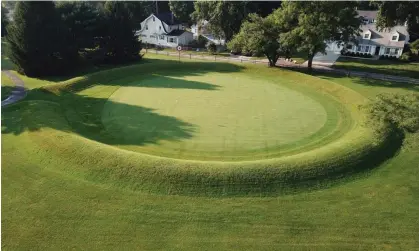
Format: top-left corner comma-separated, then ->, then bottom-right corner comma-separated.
2,60 -> 402,196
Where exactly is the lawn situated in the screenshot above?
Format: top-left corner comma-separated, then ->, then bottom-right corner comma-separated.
2,54 -> 419,250
333,57 -> 419,79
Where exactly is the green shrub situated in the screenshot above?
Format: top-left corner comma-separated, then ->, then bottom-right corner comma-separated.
206,42 -> 217,54
363,93 -> 419,134
400,52 -> 412,62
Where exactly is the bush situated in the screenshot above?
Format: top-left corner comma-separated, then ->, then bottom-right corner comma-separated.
206,42 -> 217,54
400,52 -> 412,62
363,93 -> 419,134
355,52 -> 360,57
189,35 -> 207,48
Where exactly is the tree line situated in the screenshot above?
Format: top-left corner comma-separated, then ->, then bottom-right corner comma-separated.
4,1 -> 142,77
2,1 -> 418,76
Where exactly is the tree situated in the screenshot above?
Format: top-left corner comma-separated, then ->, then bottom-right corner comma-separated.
273,2 -> 361,70
410,39 -> 419,56
206,41 -> 216,54
169,1 -> 194,25
124,2 -> 156,30
56,2 -> 101,52
363,93 -> 419,135
191,1 -> 256,42
55,1 -> 103,68
5,2 -> 68,76
228,13 -> 288,67
100,1 -> 142,64
376,2 -> 419,42
1,5 -> 9,37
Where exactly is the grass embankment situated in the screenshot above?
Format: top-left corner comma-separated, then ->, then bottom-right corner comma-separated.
2,55 -> 394,196
333,57 -> 419,79
2,54 -> 418,250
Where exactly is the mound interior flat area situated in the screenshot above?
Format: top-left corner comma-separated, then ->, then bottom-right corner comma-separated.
102,72 -> 330,160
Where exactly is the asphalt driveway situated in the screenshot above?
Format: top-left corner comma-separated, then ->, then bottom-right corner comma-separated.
303,50 -> 341,66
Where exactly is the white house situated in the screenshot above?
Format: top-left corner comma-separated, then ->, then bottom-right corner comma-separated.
327,10 -> 409,58
191,20 -> 225,45
136,12 -> 194,48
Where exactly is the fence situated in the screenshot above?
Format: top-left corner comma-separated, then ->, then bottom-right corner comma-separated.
143,49 -> 419,85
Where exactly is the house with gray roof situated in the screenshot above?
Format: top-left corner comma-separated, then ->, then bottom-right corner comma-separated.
327,10 -> 409,58
135,12 -> 194,48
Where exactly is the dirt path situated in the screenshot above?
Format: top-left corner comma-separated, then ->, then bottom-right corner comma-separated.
1,70 -> 26,107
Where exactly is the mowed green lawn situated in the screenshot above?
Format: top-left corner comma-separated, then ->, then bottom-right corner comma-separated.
2,54 -> 419,250
333,57 -> 419,79
103,72 -> 335,160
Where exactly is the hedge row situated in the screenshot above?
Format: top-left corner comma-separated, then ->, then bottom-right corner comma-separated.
341,50 -> 373,58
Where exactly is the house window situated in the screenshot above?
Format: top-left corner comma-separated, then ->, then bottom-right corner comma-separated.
159,26 -> 161,30
146,25 -> 148,30
364,46 -> 370,53
364,33 -> 370,39
357,46 -> 362,52
159,35 -> 164,40
385,48 -> 390,54
168,37 -> 177,43
395,48 -> 400,55
346,44 -> 353,50
391,35 -> 398,41
150,35 -> 156,38
141,34 -> 147,38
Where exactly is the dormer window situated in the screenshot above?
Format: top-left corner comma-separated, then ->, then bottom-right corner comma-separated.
391,33 -> 399,41
159,26 -> 161,30
391,31 -> 400,41
146,25 -> 148,30
363,31 -> 371,40
153,17 -> 155,22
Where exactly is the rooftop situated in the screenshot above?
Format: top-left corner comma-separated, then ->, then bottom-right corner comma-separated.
155,12 -> 182,25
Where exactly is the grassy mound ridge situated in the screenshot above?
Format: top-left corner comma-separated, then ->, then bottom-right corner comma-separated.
3,59 -> 399,196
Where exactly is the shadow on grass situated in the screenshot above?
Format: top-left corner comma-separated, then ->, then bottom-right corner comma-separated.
293,69 -> 419,92
1,59 -> 244,146
1,92 -> 197,146
332,57 -> 419,79
1,86 -> 14,101
282,130 -> 405,196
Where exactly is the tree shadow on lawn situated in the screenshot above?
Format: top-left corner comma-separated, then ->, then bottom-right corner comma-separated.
1,60 -> 245,146
13,57 -> 245,84
1,86 -> 14,101
301,71 -> 419,92
51,58 -> 243,94
1,92 -> 197,147
332,58 -> 419,79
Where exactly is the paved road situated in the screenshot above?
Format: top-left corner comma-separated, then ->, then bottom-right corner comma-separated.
1,70 -> 26,107
302,51 -> 341,67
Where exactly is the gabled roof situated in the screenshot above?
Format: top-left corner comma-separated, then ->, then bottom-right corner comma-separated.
357,23 -> 408,48
357,10 -> 378,20
155,12 -> 182,25
166,30 -> 191,36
